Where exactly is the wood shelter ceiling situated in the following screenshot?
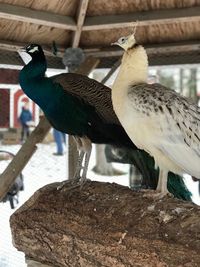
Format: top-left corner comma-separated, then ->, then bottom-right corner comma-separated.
0,0 -> 199,68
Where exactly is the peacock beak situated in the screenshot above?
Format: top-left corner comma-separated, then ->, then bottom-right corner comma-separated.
18,47 -> 26,53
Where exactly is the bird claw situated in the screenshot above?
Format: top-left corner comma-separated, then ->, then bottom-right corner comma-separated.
57,177 -> 91,191
56,177 -> 80,190
142,189 -> 172,199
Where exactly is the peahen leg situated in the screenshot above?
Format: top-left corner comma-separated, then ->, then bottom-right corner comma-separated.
143,169 -> 170,198
156,169 -> 169,195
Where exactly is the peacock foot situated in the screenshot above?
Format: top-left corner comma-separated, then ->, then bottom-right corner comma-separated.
142,189 -> 172,199
56,176 -> 80,190
57,177 -> 91,191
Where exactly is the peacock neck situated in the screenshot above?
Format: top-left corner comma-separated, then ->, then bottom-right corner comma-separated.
19,54 -> 60,110
24,54 -> 47,79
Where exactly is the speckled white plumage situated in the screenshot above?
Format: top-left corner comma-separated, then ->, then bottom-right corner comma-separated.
112,34 -> 200,195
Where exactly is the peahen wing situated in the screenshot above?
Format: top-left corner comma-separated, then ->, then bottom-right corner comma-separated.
128,83 -> 200,178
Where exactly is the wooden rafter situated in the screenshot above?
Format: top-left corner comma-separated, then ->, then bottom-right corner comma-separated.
0,40 -> 65,58
1,40 -> 200,58
83,6 -> 200,31
0,3 -> 200,33
0,40 -> 200,69
84,41 -> 200,58
0,3 -> 76,30
72,0 -> 89,48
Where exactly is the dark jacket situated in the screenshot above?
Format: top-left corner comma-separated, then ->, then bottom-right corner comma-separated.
19,108 -> 32,126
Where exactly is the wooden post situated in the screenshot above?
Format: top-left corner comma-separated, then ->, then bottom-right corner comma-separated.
0,116 -> 51,201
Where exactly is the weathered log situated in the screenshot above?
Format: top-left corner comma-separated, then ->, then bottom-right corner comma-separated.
10,181 -> 200,267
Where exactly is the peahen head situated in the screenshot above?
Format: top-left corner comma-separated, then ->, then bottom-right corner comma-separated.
111,34 -> 137,51
21,44 -> 44,59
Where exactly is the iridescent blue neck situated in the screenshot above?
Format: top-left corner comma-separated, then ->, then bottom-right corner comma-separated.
22,54 -> 47,80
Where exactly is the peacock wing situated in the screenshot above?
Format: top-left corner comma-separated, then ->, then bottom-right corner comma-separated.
51,73 -> 119,125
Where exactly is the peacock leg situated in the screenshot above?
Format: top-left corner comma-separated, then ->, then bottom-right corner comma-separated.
57,137 -> 85,190
57,136 -> 92,191
80,144 -> 92,186
79,137 -> 92,185
73,150 -> 85,180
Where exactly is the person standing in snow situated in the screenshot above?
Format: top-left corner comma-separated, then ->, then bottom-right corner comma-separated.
19,102 -> 33,143
53,128 -> 66,156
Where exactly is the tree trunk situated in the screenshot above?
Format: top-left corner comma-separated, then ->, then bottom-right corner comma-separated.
10,181 -> 200,267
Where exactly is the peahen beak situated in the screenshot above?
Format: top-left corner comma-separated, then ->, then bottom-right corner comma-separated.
111,41 -> 119,46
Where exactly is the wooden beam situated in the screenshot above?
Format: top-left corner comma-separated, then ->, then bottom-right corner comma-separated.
100,59 -> 121,84
83,6 -> 200,31
0,3 -> 76,30
0,40 -> 200,68
74,56 -> 99,75
72,0 -> 89,48
84,41 -> 200,58
0,40 -> 65,58
1,3 -> 199,34
0,116 -> 51,201
1,40 -> 200,60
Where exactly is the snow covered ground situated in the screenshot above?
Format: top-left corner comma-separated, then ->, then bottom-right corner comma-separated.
0,142 -> 199,267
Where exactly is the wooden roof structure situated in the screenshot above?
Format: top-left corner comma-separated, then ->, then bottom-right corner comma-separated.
0,0 -> 200,68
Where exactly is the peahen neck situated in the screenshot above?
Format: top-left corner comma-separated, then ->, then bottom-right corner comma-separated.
112,45 -> 148,113
113,45 -> 148,91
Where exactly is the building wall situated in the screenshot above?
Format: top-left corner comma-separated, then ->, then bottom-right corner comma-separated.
0,89 -> 10,128
0,87 -> 38,129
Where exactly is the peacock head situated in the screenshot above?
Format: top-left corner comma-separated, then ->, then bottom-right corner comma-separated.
20,44 -> 44,58
111,34 -> 137,51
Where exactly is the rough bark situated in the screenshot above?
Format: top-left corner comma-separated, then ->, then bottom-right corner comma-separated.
10,181 -> 200,267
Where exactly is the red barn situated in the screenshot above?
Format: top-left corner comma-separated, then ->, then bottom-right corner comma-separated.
0,68 -> 38,129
